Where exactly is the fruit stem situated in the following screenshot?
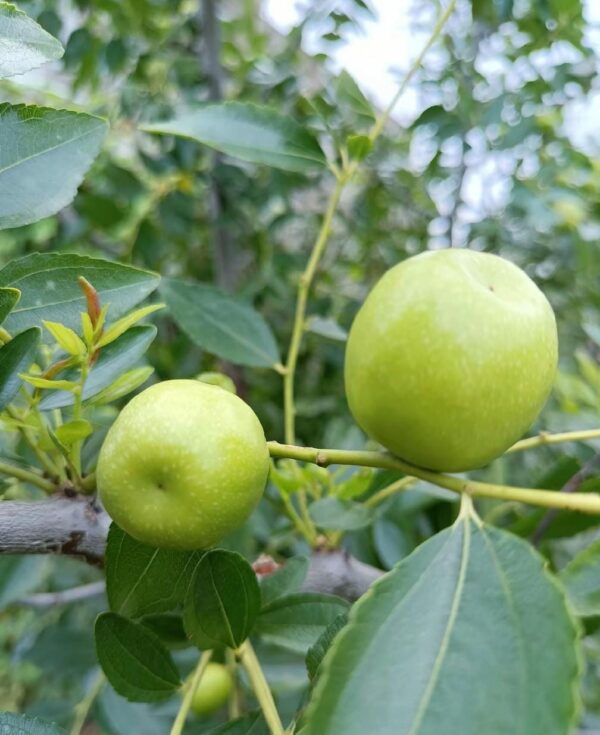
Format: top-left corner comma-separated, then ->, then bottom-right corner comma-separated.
70,669 -> 105,735
281,0 -> 458,446
267,441 -> 600,516
364,476 -> 418,508
237,640 -> 285,735
283,177 -> 344,445
170,649 -> 213,735
507,428 -> 600,453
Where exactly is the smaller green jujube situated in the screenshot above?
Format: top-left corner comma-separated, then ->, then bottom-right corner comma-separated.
344,249 -> 558,472
189,663 -> 233,717
97,379 -> 270,549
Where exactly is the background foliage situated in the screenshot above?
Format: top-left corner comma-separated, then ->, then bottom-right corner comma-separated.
1,0 -> 600,733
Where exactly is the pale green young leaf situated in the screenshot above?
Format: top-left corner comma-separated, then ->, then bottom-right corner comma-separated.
55,419 -> 93,447
81,312 -> 94,347
20,374 -> 79,391
96,304 -> 164,348
43,320 -> 86,357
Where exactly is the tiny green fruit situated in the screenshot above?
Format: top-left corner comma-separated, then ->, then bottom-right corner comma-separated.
344,249 -> 558,472
97,379 -> 269,549
189,663 -> 233,717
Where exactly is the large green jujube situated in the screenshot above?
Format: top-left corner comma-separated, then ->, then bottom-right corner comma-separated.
97,380 -> 270,549
344,249 -> 558,472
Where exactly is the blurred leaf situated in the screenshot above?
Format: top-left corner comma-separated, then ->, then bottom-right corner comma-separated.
0,555 -> 46,610
205,713 -> 267,735
143,102 -> 326,173
39,325 -> 156,410
0,253 -> 158,335
310,497 -> 377,531
260,556 -> 309,608
256,593 -> 349,653
306,316 -> 348,342
559,538 -> 600,617
0,713 -> 67,734
96,685 -> 171,735
0,326 -> 40,409
95,612 -> 180,702
160,278 -> 280,369
106,524 -> 199,619
0,2 -> 63,78
184,549 -> 261,650
336,71 -> 375,123
306,612 -> 348,680
0,104 -> 107,228
347,134 -> 372,162
22,622 -> 96,677
301,518 -> 580,735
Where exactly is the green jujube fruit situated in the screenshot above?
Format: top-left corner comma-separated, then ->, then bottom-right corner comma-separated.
344,249 -> 558,472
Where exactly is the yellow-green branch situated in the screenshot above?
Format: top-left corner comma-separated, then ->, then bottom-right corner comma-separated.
267,441 -> 600,515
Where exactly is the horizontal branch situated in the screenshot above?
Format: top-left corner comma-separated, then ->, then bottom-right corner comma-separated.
19,581 -> 106,607
268,441 -> 600,515
0,496 -> 110,566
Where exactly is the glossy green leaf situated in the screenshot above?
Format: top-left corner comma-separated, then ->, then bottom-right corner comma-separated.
96,303 -> 164,348
95,612 -> 181,702
0,712 -> 67,734
106,524 -> 199,619
301,516 -> 581,735
143,101 -> 326,173
260,556 -> 309,608
0,104 -> 107,229
0,253 -> 159,334
559,538 -> 600,617
309,497 -> 377,531
183,549 -> 261,650
0,286 -> 19,323
0,2 -> 63,78
160,278 -> 280,369
0,555 -> 47,610
256,593 -> 349,653
39,325 -> 156,410
140,614 -> 189,650
0,326 -> 40,409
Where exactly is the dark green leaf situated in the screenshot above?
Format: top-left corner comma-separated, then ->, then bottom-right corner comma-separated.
106,524 -> 199,619
0,326 -> 40,409
0,712 -> 67,734
256,593 -> 349,653
142,102 -> 326,173
0,253 -> 158,335
309,497 -> 377,531
0,2 -> 63,78
39,326 -> 156,410
183,549 -> 261,650
306,612 -> 348,680
160,278 -> 280,369
0,104 -> 107,228
140,613 -> 189,649
260,556 -> 309,608
346,134 -> 372,162
301,516 -> 580,735
559,538 -> 600,617
95,612 -> 181,702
